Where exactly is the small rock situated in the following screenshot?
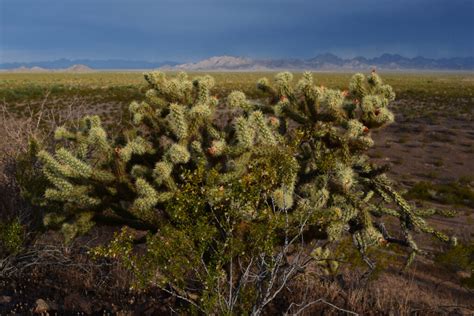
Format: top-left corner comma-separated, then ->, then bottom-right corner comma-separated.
33,298 -> 58,314
64,293 -> 93,314
456,270 -> 471,279
34,299 -> 50,314
0,295 -> 12,304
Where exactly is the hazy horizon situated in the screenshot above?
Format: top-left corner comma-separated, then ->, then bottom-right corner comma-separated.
2,53 -> 474,65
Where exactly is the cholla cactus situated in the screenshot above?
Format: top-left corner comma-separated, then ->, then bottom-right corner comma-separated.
33,71 -> 455,313
227,90 -> 252,112
252,71 -> 453,267
37,71 -> 452,257
311,246 -> 339,275
35,71 -> 288,240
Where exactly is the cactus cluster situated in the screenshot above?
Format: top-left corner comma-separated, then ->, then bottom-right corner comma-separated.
33,71 -> 455,309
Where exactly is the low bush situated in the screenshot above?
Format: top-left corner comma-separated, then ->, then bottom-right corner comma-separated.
435,243 -> 474,289
405,180 -> 474,208
0,218 -> 24,255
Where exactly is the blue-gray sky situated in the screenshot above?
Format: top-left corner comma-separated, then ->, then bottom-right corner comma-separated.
0,0 -> 473,62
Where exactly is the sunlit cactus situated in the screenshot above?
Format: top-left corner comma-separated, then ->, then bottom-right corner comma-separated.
31,71 -> 456,313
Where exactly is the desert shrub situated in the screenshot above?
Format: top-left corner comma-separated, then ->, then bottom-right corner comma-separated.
0,218 -> 24,255
0,94 -> 95,281
26,71 -> 456,314
14,138 -> 50,207
405,180 -> 474,207
0,105 -> 42,258
435,243 -> 474,289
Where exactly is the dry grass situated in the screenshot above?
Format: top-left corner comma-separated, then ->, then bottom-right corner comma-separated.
279,263 -> 473,315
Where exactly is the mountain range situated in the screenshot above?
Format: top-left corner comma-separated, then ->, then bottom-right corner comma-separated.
7,64 -> 95,73
1,54 -> 474,71
169,54 -> 474,71
0,59 -> 179,70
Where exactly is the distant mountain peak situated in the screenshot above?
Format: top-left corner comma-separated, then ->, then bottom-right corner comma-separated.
175,56 -> 253,70
307,53 -> 343,65
66,64 -> 93,72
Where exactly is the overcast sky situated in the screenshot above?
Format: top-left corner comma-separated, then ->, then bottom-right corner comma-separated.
0,0 -> 473,62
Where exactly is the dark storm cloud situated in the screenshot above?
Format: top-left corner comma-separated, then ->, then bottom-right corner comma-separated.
0,0 -> 473,62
